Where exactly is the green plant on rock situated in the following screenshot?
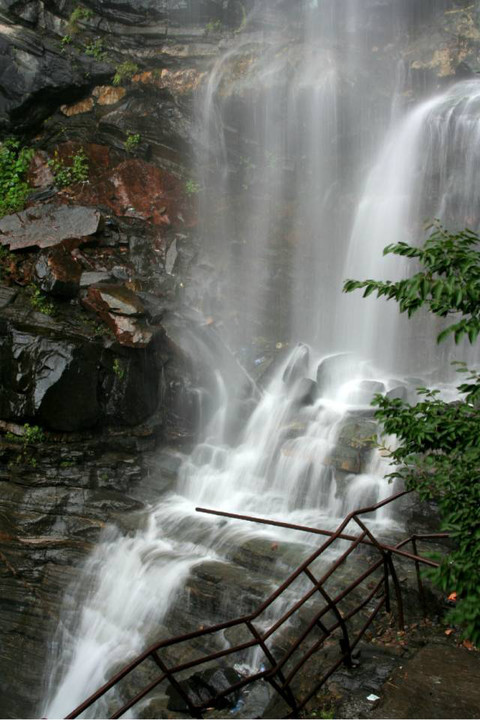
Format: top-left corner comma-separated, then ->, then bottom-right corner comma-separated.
185,178 -> 201,196
84,38 -> 106,60
113,61 -> 139,86
113,358 -> 125,380
6,423 -> 45,467
68,5 -> 94,34
49,148 -> 89,188
28,285 -> 55,316
344,222 -> 480,645
204,19 -> 223,35
0,246 -> 15,280
0,138 -> 34,218
61,34 -> 73,49
124,133 -> 141,152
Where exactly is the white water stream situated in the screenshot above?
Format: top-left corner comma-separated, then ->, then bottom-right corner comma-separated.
43,2 -> 480,717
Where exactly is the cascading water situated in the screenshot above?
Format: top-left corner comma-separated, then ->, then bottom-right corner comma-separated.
42,1 -> 480,717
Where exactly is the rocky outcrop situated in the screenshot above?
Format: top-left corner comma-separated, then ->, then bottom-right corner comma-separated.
0,204 -> 103,251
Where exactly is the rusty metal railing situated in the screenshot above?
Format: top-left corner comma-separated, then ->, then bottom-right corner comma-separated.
65,490 -> 448,719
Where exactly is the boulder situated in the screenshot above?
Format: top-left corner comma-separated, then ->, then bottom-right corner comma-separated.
0,326 -> 101,430
166,667 -> 242,714
316,353 -> 356,396
82,283 -> 154,347
292,377 -> 318,406
34,246 -> 82,298
0,205 -> 103,251
348,380 -> 385,405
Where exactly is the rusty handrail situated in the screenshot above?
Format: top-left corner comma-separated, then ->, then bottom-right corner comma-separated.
64,490 -> 448,720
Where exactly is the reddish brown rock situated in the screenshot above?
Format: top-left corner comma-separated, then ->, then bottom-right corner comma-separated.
82,283 -> 153,347
60,97 -> 94,117
92,85 -> 126,105
75,158 -> 186,226
132,68 -> 206,94
28,151 -> 55,189
34,246 -> 82,298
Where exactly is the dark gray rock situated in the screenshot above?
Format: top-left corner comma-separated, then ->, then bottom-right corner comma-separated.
34,245 -> 82,298
0,17 -> 112,131
292,377 -> 318,406
349,380 -> 386,405
0,284 -> 17,308
0,205 -> 103,251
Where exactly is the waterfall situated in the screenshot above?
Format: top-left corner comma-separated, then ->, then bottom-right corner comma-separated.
42,2 -> 480,717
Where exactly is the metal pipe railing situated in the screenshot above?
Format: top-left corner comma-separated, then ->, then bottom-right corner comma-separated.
65,490 -> 448,720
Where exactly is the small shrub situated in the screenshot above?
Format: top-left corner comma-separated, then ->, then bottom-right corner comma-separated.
84,38 -> 106,60
28,285 -> 55,316
185,179 -> 201,196
0,246 -> 15,280
113,358 -> 125,380
124,133 -> 141,152
68,5 -> 94,34
113,61 -> 139,86
61,34 -> 73,47
5,423 -> 45,467
204,19 -> 223,35
0,139 -> 33,218
49,149 -> 89,188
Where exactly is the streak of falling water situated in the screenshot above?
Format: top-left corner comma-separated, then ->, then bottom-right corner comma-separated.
340,80 -> 480,376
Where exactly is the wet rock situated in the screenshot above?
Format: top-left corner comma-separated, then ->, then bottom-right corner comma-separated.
92,85 -> 126,106
27,150 -> 55,189
0,17 -> 112,131
349,380 -> 385,405
292,377 -> 318,406
316,353 -> 356,396
386,384 -> 409,402
283,343 -> 309,386
84,283 -> 145,317
0,326 -> 101,430
0,205 -> 103,251
60,97 -> 95,117
34,246 -> 82,298
80,270 -> 112,288
74,158 -> 186,227
337,417 -> 378,451
82,283 -> 154,347
166,667 -> 242,713
0,285 -> 17,308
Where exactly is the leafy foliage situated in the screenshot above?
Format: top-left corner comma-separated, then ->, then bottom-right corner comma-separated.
49,148 -> 89,188
6,423 -> 45,467
344,226 -> 480,645
185,178 -> 201,196
124,133 -> 141,152
113,61 -> 139,86
28,285 -> 55,316
84,38 -> 106,60
68,5 -> 94,34
0,138 -> 34,218
343,223 -> 480,345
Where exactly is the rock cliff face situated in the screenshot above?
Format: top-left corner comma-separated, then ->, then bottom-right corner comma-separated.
0,0 -> 479,717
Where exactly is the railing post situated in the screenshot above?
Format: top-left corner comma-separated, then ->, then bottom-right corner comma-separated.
304,568 -> 353,669
411,536 -> 427,617
384,556 -> 391,613
246,621 -> 300,716
386,552 -> 405,630
150,651 -> 203,719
